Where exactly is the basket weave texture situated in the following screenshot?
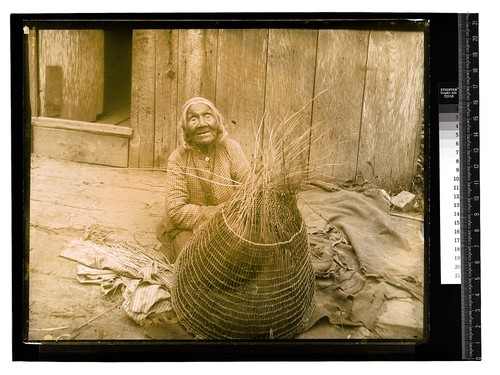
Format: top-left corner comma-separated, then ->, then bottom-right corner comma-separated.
171,189 -> 316,339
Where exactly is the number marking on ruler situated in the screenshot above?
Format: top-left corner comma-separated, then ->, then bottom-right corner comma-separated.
458,12 -> 481,361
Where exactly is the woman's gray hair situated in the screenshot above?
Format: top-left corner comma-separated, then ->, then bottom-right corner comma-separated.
178,97 -> 227,147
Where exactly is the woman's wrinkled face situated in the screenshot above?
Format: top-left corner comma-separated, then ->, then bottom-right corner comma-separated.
185,103 -> 218,146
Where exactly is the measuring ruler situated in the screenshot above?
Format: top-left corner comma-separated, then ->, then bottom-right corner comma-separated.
438,13 -> 480,360
458,13 -> 481,361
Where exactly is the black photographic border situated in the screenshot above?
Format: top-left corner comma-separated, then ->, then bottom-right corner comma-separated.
11,12 -> 464,361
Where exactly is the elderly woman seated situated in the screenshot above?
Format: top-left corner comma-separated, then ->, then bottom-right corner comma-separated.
156,97 -> 251,263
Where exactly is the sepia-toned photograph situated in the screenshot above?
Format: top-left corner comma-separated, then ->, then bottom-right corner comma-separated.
24,18 -> 427,343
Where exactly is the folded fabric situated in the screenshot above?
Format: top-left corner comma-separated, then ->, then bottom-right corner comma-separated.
299,187 -> 423,297
60,240 -> 174,324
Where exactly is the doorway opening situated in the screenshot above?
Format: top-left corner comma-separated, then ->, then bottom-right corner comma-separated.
97,29 -> 133,126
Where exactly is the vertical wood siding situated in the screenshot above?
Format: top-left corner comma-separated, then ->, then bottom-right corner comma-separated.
136,28 -> 424,189
177,29 -> 219,109
28,29 -> 39,118
215,29 -> 268,163
38,30 -> 104,122
310,30 -> 370,182
357,31 -> 424,188
34,28 -> 424,189
264,29 -> 318,175
130,30 -> 156,168
154,29 -> 179,168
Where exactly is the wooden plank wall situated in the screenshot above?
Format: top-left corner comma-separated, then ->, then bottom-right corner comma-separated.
154,30 -> 179,168
264,29 -> 318,175
357,31 -> 425,189
216,29 -> 268,163
38,30 -> 104,122
177,29 -> 218,107
130,30 -> 156,168
310,30 -> 370,182
132,29 -> 424,189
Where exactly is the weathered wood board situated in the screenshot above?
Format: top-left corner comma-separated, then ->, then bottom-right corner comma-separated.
130,30 -> 157,168
357,31 -> 425,190
28,28 -> 39,117
32,117 -> 133,138
264,29 -> 318,175
32,126 -> 129,167
309,29 -> 370,182
38,30 -> 104,122
176,29 -> 218,122
154,30 -> 179,168
215,29 -> 268,163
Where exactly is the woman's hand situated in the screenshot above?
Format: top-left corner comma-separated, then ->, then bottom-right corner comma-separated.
194,203 -> 224,232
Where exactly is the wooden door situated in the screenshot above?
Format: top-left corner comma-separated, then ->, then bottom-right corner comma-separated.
38,30 -> 104,122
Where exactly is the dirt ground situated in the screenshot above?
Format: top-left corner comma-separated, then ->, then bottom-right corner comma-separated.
26,154 -> 424,342
28,154 -> 168,341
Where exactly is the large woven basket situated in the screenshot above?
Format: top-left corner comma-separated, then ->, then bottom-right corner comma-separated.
171,190 -> 316,339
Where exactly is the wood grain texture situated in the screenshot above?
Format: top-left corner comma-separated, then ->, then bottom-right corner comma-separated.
264,29 -> 318,175
38,30 -> 104,122
32,117 -> 134,138
215,29 -> 268,163
154,30 -> 179,168
44,65 -> 63,116
32,126 -> 129,167
177,29 -> 218,123
130,30 -> 156,168
309,29 -> 369,182
28,28 -> 39,117
31,27 -> 424,190
357,31 -> 425,190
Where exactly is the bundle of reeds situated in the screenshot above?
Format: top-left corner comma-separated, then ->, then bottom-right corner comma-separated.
171,107 -> 318,339
64,232 -> 175,288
